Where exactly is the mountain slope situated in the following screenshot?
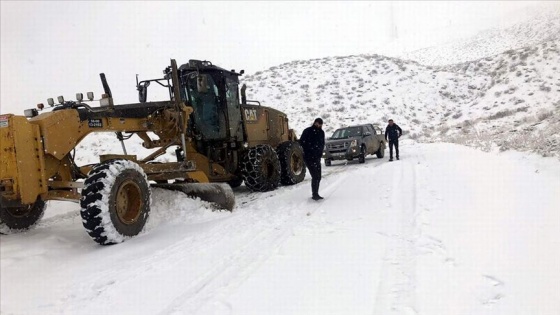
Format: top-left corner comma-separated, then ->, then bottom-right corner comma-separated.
399,3 -> 560,66
241,38 -> 560,157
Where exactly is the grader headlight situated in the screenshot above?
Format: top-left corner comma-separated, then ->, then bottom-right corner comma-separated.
24,108 -> 38,118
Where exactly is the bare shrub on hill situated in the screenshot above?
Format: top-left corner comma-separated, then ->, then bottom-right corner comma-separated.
452,134 -> 495,152
452,112 -> 463,119
513,98 -> 526,105
490,109 -> 510,120
333,105 -> 346,112
496,127 -> 560,157
438,124 -> 450,134
537,110 -> 553,121
540,84 -> 552,92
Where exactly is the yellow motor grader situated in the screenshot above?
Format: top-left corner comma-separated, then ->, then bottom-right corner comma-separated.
0,59 -> 305,244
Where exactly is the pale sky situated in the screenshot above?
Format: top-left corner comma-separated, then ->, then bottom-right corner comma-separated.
0,1 -> 548,114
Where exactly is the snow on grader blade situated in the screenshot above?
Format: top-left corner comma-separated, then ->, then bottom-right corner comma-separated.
153,183 -> 235,211
1,58 -> 305,244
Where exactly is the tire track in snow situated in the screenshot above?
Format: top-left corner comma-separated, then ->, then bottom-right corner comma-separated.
157,159 -> 387,314
372,154 -> 419,315
156,170 -> 356,315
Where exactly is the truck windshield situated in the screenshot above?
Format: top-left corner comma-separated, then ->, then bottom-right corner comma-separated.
331,126 -> 362,139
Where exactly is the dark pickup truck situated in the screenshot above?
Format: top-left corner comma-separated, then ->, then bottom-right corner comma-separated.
322,124 -> 386,166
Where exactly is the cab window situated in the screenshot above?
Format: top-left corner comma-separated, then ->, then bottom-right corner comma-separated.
186,74 -> 225,140
225,79 -> 239,108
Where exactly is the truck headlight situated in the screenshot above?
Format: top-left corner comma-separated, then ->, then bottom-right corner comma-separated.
351,140 -> 357,147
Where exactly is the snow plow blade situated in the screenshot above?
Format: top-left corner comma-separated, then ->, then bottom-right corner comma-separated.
152,182 -> 235,211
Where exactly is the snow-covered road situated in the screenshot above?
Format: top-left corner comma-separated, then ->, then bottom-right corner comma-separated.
1,142 -> 559,315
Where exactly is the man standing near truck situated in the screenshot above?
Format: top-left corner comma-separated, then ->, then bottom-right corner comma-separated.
385,119 -> 402,161
300,118 -> 325,200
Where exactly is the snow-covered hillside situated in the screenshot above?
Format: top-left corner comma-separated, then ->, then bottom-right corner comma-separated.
400,4 -> 560,66
241,37 -> 560,158
2,142 -> 559,315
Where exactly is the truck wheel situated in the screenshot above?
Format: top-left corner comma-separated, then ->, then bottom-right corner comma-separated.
376,146 -> 385,158
277,141 -> 306,185
325,159 -> 332,166
358,146 -> 366,163
80,159 -> 151,245
0,198 -> 46,234
242,144 -> 281,192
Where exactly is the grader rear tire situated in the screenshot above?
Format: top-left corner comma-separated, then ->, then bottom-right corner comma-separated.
0,198 -> 46,234
80,159 -> 151,245
277,141 -> 306,185
242,144 -> 281,192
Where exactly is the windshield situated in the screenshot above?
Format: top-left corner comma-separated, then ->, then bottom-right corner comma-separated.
331,126 -> 362,140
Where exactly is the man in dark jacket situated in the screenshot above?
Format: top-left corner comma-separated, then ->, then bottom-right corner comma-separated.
385,119 -> 403,161
299,118 -> 325,200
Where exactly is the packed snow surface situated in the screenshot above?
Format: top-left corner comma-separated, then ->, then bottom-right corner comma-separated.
1,142 -> 559,314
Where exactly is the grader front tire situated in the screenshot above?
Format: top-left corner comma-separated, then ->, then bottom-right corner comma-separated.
80,159 -> 151,245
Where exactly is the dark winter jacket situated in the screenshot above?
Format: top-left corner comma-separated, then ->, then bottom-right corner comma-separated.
300,125 -> 325,161
385,124 -> 403,141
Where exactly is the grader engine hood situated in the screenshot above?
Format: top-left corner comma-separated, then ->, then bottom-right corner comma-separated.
241,104 -> 291,147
